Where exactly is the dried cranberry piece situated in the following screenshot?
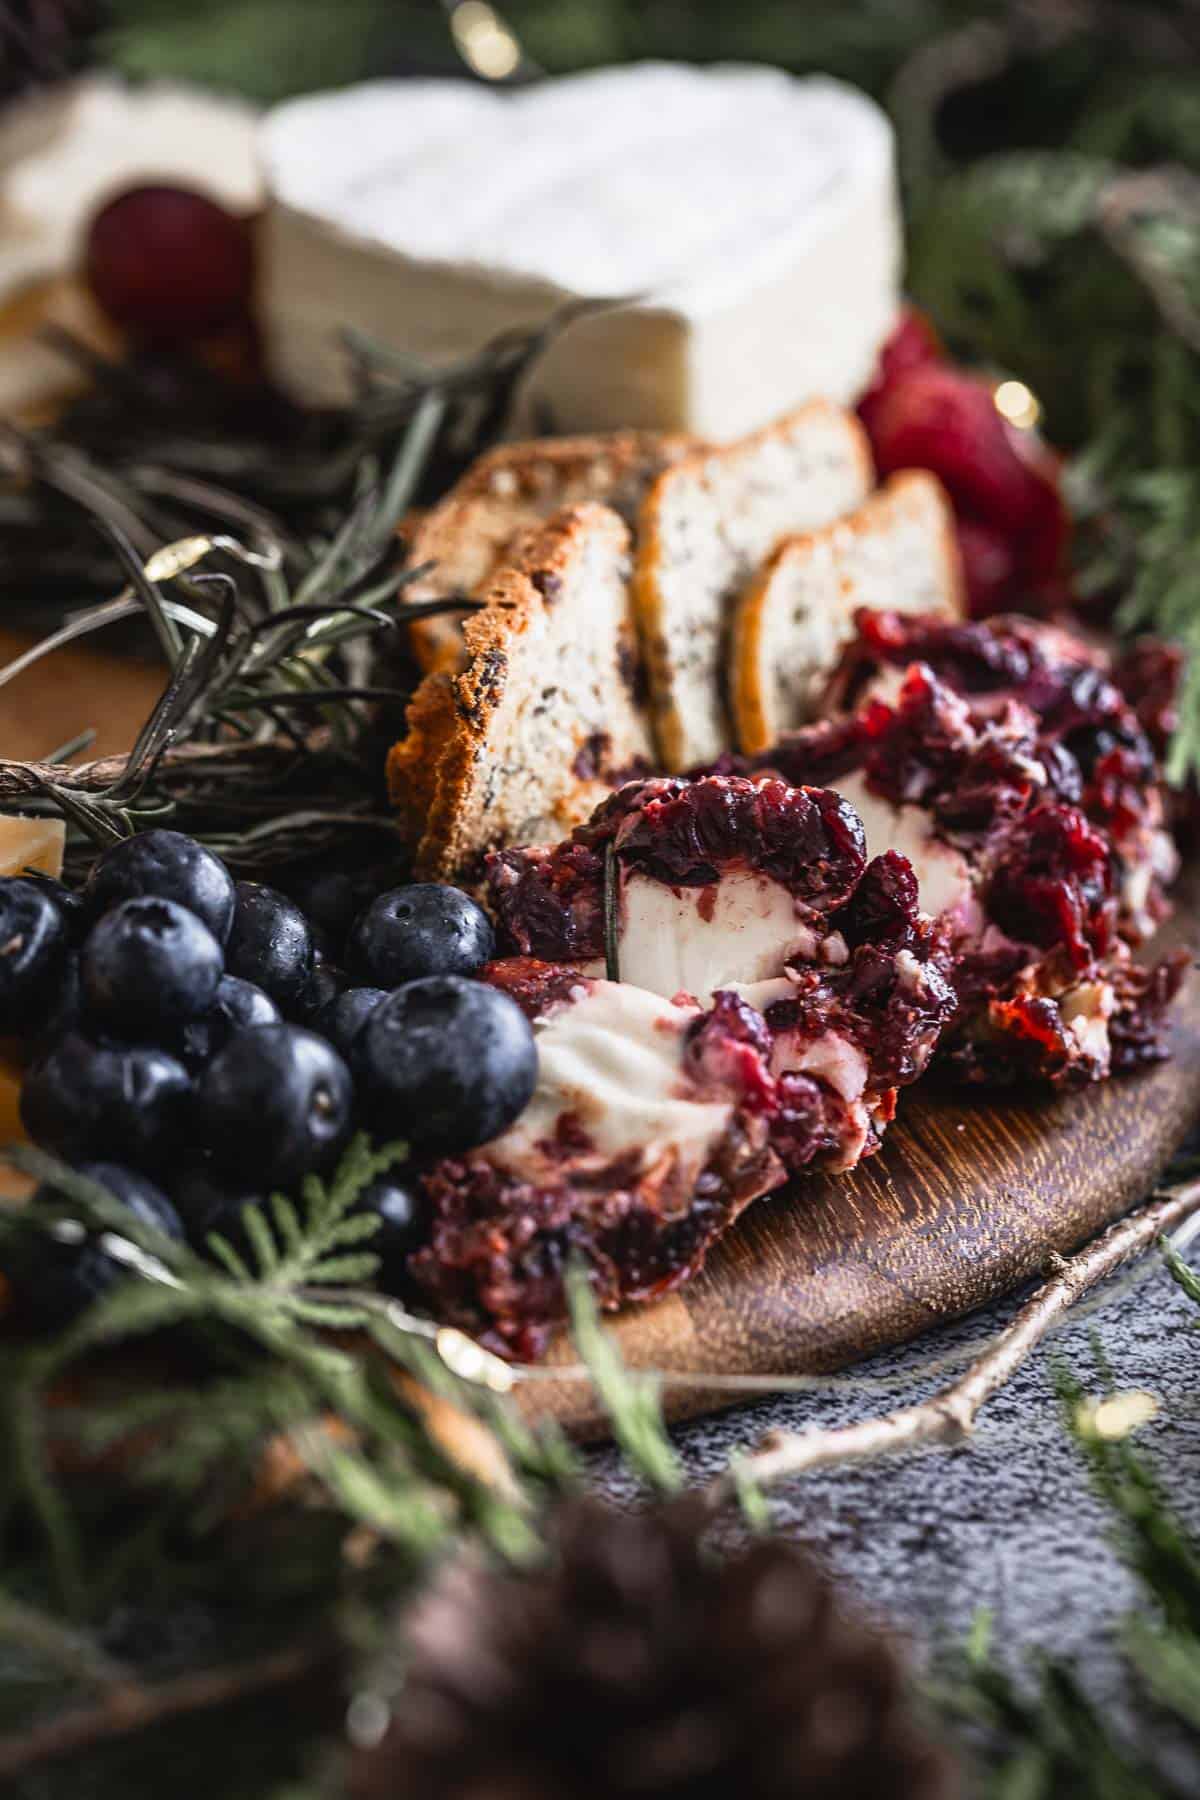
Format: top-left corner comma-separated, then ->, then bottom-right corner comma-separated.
1108,951 -> 1188,1072
614,777 -> 866,903
488,843 -> 606,963
833,851 -> 919,949
1112,638 -> 1184,758
685,991 -> 777,1115
985,804 -> 1115,966
483,956 -> 587,1020
771,1072 -> 846,1171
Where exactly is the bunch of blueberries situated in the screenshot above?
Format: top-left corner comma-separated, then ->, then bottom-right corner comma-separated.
0,830 -> 538,1327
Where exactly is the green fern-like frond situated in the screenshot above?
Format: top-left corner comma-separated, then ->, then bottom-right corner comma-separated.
205,1133 -> 407,1307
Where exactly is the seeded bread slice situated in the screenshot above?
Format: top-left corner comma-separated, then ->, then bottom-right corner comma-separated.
387,670 -> 457,848
731,470 -> 964,755
402,431 -> 696,674
391,503 -> 654,880
633,399 -> 873,770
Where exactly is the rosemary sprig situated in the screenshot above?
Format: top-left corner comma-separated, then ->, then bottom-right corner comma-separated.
603,840 -> 622,982
0,302 -> 604,875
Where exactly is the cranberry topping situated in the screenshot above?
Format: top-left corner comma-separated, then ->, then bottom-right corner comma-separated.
604,776 -> 866,899
487,774 -> 868,964
984,804 -> 1116,968
483,956 -> 589,1019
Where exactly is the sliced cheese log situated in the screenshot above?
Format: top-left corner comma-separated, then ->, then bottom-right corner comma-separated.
390,503 -> 654,879
634,399 -> 873,770
0,816 -> 65,878
259,66 -> 901,435
731,471 -> 964,754
402,430 -> 697,675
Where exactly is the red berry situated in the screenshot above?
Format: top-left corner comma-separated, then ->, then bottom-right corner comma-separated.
858,305 -> 942,436
954,513 -> 1020,618
84,184 -> 254,344
866,363 -> 1054,538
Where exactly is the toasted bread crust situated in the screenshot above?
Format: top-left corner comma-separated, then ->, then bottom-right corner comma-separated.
632,399 -> 873,770
403,431 -> 697,674
731,470 -> 964,755
386,672 -> 458,846
402,503 -> 653,880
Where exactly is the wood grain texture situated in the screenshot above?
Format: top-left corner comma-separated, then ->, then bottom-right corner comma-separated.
531,888 -> 1200,1435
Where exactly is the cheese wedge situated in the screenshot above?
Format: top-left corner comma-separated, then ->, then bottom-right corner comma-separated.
0,816 -> 65,879
259,65 -> 901,437
732,471 -> 964,754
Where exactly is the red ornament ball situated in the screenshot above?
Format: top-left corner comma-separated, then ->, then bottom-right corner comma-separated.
84,184 -> 254,344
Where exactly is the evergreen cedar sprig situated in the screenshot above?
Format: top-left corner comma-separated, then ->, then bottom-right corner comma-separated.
0,1140 -> 679,1618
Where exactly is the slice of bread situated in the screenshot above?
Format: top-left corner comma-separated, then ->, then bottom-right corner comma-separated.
391,503 -> 654,880
632,399 -> 874,771
402,431 -> 696,673
387,670 -> 457,848
731,470 -> 964,755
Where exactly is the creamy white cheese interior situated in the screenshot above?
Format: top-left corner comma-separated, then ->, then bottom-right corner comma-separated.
487,980 -> 733,1182
610,869 -> 818,1004
834,770 -> 975,925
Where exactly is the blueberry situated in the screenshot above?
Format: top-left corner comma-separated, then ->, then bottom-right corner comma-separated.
15,874 -> 87,942
85,829 -> 236,944
12,1162 -> 182,1330
286,859 -> 397,949
225,883 -> 314,1012
292,961 -> 347,1030
358,1172 -> 430,1295
177,974 -> 281,1069
315,986 -> 389,1065
82,896 -> 223,1034
37,951 -> 83,1050
195,1023 -> 353,1187
20,1034 -> 190,1169
359,976 -> 536,1154
347,884 -> 494,989
172,1165 -> 262,1260
0,876 -> 69,1034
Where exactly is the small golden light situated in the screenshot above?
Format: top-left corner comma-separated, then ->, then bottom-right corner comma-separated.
1075,1389 -> 1160,1442
450,2 -> 522,81
993,378 -> 1041,431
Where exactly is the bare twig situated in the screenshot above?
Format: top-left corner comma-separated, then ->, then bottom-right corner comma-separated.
0,1637 -> 334,1778
0,741 -> 304,803
704,1180 -> 1200,1508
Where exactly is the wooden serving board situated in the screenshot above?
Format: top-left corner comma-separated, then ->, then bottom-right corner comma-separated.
534,881 -> 1200,1433
3,631 -> 1199,1434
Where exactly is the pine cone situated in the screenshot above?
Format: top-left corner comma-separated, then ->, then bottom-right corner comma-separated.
348,1497 -> 957,1800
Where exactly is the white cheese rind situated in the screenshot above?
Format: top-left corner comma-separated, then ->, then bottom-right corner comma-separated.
259,64 -> 901,434
487,979 -> 732,1184
834,770 -> 975,928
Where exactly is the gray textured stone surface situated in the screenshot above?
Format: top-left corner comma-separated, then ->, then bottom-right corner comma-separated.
592,1225 -> 1200,1693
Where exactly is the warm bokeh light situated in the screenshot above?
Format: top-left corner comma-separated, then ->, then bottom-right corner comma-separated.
450,1 -> 522,81
993,377 -> 1041,431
